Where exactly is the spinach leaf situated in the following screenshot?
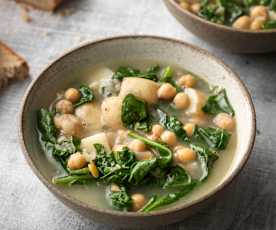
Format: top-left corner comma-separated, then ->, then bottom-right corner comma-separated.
38,108 -> 81,170
121,94 -> 152,132
190,143 -> 218,180
68,167 -> 90,175
42,136 -> 81,170
112,65 -> 160,82
74,85 -> 94,108
271,0 -> 276,10
52,174 -> 93,185
263,20 -> 276,29
106,185 -> 132,211
162,166 -> 192,189
38,108 -> 57,143
225,2 -> 244,24
160,66 -> 182,92
194,126 -> 231,150
140,183 -> 196,212
113,147 -> 136,168
157,108 -> 189,143
202,89 -> 235,116
160,66 -> 173,83
243,0 -> 256,7
129,158 -> 157,184
128,131 -> 173,168
95,144 -> 136,183
199,0 -> 225,24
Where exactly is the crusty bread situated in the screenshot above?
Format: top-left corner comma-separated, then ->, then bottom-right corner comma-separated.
0,42 -> 29,89
16,0 -> 64,11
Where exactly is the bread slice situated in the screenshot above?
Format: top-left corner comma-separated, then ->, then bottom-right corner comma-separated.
16,0 -> 64,11
0,42 -> 29,89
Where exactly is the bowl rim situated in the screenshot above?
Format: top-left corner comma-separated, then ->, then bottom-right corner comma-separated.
166,0 -> 276,34
19,35 -> 256,218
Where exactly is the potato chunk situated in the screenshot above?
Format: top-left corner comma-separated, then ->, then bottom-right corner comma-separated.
81,133 -> 111,162
75,103 -> 102,136
101,96 -> 123,129
119,77 -> 159,104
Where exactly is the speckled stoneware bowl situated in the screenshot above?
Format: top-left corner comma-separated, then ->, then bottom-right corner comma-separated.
164,0 -> 276,53
19,36 -> 256,227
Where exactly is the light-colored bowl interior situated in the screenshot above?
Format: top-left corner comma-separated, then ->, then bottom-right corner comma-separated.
20,36 -> 255,222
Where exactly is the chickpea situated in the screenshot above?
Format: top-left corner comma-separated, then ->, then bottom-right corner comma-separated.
180,1 -> 190,10
250,17 -> 266,30
188,110 -> 207,125
250,5 -> 268,20
213,113 -> 235,131
174,147 -> 196,164
178,74 -> 196,88
129,139 -> 146,152
110,183 -> 121,192
55,99 -> 74,114
190,3 -> 201,13
232,16 -> 251,30
67,152 -> 87,170
152,124 -> 164,138
54,114 -> 83,137
183,123 -> 195,137
131,193 -> 146,212
173,92 -> 190,110
161,130 -> 177,146
134,151 -> 154,161
146,134 -> 158,141
157,83 -> 177,100
64,88 -> 81,103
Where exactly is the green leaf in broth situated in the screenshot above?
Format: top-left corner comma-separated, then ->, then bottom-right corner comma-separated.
202,89 -> 235,116
128,131 -> 173,168
52,174 -> 93,185
121,94 -> 152,132
162,166 -> 192,189
157,108 -> 189,143
38,108 -> 57,143
263,20 -> 276,29
194,126 -> 231,150
74,85 -> 94,108
140,182 -> 196,212
159,66 -> 182,92
112,65 -> 160,81
128,158 -> 157,184
106,185 -> 132,211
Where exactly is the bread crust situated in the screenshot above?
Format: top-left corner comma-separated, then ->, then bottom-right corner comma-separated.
16,0 -> 64,11
0,42 -> 29,89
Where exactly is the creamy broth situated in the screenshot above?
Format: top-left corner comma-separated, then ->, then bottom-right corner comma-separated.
37,60 -> 236,212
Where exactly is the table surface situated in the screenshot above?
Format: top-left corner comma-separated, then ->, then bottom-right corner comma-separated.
0,0 -> 276,229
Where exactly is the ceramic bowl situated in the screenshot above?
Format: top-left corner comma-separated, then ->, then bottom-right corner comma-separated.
19,36 -> 256,227
164,0 -> 276,53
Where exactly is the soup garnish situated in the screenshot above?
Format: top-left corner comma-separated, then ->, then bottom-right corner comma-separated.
37,64 -> 235,212
176,0 -> 276,31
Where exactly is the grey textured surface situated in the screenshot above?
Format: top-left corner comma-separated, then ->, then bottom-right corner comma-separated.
0,0 -> 275,229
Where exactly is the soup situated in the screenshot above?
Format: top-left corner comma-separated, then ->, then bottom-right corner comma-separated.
176,0 -> 276,31
37,62 -> 236,213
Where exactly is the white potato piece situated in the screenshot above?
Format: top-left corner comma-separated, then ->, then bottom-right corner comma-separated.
101,96 -> 123,129
75,103 -> 102,136
81,133 -> 111,162
185,88 -> 207,116
119,77 -> 160,104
